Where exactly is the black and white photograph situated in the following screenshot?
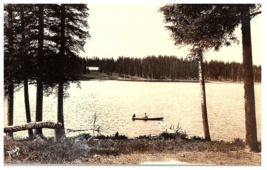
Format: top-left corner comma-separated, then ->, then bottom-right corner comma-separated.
2,1 -> 263,166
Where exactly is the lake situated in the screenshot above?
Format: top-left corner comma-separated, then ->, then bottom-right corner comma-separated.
4,80 -> 261,142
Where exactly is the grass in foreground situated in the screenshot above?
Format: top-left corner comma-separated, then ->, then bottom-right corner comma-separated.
4,132 -> 261,165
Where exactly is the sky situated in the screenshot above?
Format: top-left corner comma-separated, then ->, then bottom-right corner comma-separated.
81,3 -> 262,66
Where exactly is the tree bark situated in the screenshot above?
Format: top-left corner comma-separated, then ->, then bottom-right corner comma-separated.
55,4 -> 66,141
35,4 -> 44,136
241,5 -> 259,152
24,79 -> 34,138
35,81 -> 43,135
6,5 -> 14,138
7,83 -> 14,138
198,50 -> 211,141
4,122 -> 62,133
55,82 -> 66,141
21,6 -> 34,138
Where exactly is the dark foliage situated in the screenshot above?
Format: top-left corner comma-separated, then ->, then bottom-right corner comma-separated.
78,56 -> 261,82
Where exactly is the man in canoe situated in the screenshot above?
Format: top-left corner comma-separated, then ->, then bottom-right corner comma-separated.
133,114 -> 136,118
144,113 -> 148,119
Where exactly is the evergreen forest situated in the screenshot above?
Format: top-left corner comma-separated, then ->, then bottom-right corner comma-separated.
78,56 -> 261,82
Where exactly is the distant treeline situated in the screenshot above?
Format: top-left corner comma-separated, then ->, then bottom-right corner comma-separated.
78,55 -> 261,82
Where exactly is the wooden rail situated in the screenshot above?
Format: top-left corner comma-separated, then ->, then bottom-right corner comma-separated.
4,122 -> 62,133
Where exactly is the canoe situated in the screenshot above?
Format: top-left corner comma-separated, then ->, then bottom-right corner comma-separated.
132,117 -> 164,121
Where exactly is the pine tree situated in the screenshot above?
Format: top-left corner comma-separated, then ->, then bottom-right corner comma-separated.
159,4 -> 261,151
49,4 -> 90,141
19,5 -> 34,138
4,4 -> 16,138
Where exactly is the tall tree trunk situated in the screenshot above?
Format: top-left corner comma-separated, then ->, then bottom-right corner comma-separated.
24,78 -> 34,138
21,6 -> 34,138
6,5 -> 14,138
198,50 -> 211,141
55,82 -> 65,140
7,83 -> 14,138
55,4 -> 66,141
35,81 -> 43,135
241,5 -> 259,152
35,4 -> 44,136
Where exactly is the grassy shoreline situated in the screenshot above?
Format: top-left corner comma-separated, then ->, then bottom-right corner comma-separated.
4,132 -> 261,165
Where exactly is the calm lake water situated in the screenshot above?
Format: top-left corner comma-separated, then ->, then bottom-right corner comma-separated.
4,80 -> 261,142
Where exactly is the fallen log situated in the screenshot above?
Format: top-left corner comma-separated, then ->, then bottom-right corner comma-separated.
4,122 -> 62,133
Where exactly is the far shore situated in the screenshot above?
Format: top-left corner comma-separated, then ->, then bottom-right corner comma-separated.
78,73 -> 261,84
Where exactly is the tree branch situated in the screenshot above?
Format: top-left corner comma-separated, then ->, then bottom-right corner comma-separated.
14,85 -> 24,93
250,11 -> 261,17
